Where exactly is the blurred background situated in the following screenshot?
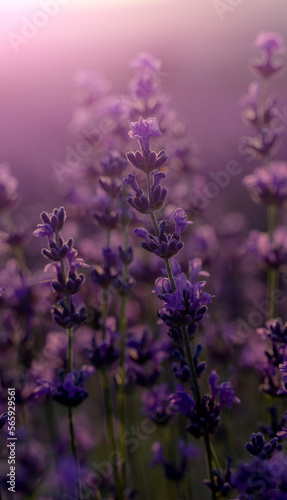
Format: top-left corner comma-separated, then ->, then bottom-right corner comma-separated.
1,0 -> 287,212
0,4 -> 287,497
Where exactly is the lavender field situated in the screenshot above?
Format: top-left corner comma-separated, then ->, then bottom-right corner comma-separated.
1,1 -> 287,499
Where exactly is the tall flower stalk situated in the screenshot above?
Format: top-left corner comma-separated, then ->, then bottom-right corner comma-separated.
33,207 -> 90,500
242,32 -> 286,320
125,117 -> 240,498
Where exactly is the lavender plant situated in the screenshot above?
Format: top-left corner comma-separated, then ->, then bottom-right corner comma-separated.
124,116 -> 240,499
33,207 -> 91,499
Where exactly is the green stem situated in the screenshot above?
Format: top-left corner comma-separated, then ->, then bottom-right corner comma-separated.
68,405 -> 78,460
204,431 -> 217,500
260,79 -> 280,321
129,393 -> 148,499
102,287 -> 109,339
210,441 -> 222,473
267,267 -> 279,319
68,405 -> 82,500
184,473 -> 193,500
101,227 -> 126,499
107,228 -> 111,247
181,325 -> 201,404
267,204 -> 277,234
181,322 -> 217,498
55,235 -> 81,498
101,229 -> 112,340
67,326 -> 73,372
259,80 -> 268,127
145,172 -> 219,498
155,428 -> 175,500
164,257 -> 176,291
66,324 -> 82,500
119,224 -> 129,492
166,481 -> 176,500
44,396 -> 59,448
119,295 -> 127,490
266,204 -> 279,320
102,370 -> 124,500
55,234 -> 74,367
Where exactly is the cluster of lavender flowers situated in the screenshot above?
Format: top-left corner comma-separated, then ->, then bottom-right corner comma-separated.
1,39 -> 287,500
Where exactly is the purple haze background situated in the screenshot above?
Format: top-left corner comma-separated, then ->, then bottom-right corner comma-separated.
1,0 -> 287,216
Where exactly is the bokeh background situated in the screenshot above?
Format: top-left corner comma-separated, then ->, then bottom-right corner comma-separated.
1,0 -> 287,217
1,3 -> 287,498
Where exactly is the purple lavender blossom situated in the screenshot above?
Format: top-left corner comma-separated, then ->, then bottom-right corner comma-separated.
168,384 -> 196,417
240,82 -> 276,128
127,329 -> 171,365
245,227 -> 287,268
98,176 -> 122,197
86,317 -> 120,368
33,207 -> 66,238
126,329 -> 171,386
134,209 -> 191,259
34,207 -> 89,334
169,373 -> 239,438
129,53 -> 162,101
100,150 -> 128,177
240,81 -> 260,109
204,456 -> 233,498
155,269 -> 212,333
242,130 -> 280,159
257,318 -> 287,345
124,169 -> 167,212
255,32 -> 285,54
172,349 -> 191,381
277,423 -> 287,440
128,117 -> 162,153
126,149 -> 168,173
32,366 -> 95,407
209,370 -> 240,410
173,208 -> 193,236
252,32 -> 285,79
243,162 -> 287,206
172,390 -> 221,438
255,319 -> 287,396
232,456 -> 282,499
92,206 -> 119,230
124,173 -> 150,213
172,344 -> 206,381
91,247 -> 120,288
141,383 -> 173,424
52,299 -> 88,329
245,432 -> 282,459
